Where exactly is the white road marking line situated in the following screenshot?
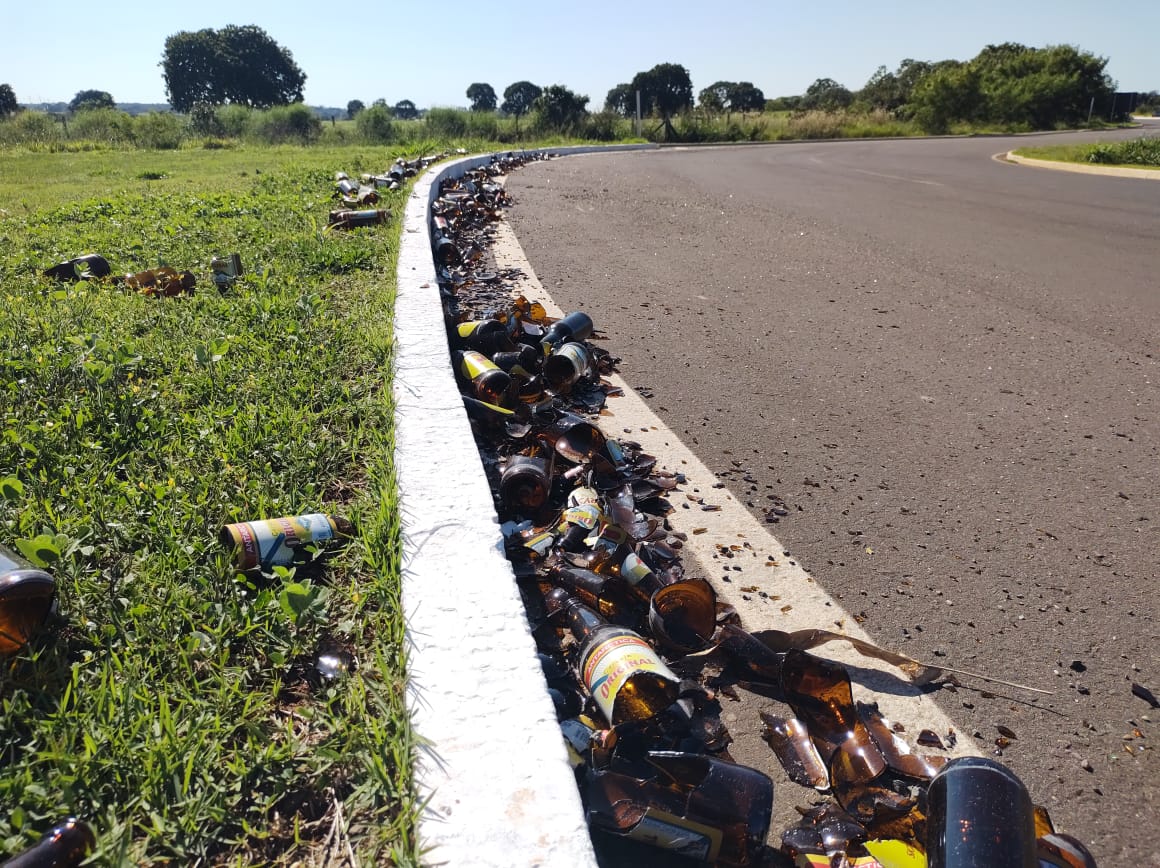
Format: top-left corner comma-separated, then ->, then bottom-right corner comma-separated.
851,167 -> 945,186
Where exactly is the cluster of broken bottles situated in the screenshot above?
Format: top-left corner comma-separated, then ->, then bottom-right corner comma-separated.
426,155 -> 1100,868
42,251 -> 242,295
326,149 -> 468,231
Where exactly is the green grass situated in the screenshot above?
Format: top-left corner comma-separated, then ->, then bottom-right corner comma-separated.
0,146 -> 424,864
1013,137 -> 1160,168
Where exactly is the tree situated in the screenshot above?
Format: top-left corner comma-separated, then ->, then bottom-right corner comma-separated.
346,99 -> 365,119
69,90 -> 115,112
698,81 -> 733,113
501,81 -> 541,120
162,25 -> 306,113
728,82 -> 765,112
605,83 -> 634,117
466,83 -> 497,112
802,78 -> 853,111
394,99 -> 419,120
0,84 -> 16,119
531,85 -> 589,132
632,63 -> 693,121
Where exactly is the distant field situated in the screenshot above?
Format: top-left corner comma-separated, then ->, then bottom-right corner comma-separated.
0,145 -> 423,864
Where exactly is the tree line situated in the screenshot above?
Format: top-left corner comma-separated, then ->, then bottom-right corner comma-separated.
1,28 -> 1151,139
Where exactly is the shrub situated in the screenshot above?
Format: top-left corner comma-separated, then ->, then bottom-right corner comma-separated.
355,105 -> 394,143
581,111 -> 626,141
69,108 -> 136,145
250,104 -> 321,144
134,112 -> 184,149
1087,137 -> 1160,166
425,107 -> 468,139
0,110 -> 62,147
215,104 -> 254,138
464,110 -> 498,140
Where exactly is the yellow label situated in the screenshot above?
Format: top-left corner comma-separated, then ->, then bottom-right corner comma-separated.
459,351 -> 498,380
624,807 -> 722,862
582,634 -> 676,722
559,504 -> 603,531
864,840 -> 925,868
456,321 -> 480,338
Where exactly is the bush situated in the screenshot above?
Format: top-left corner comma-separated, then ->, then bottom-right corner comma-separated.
464,110 -> 498,140
189,102 -> 224,137
69,108 -> 136,145
1087,137 -> 1160,166
134,112 -> 184,149
215,104 -> 254,138
250,104 -> 321,144
425,107 -> 468,139
581,111 -> 626,141
355,105 -> 395,143
0,110 -> 62,147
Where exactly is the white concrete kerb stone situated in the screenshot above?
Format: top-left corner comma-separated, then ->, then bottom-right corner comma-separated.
395,142 -> 975,867
394,144 -> 654,868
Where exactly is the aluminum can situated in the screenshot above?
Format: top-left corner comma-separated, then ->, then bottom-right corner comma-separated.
219,513 -> 352,571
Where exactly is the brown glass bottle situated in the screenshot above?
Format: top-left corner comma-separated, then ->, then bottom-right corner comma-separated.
2,817 -> 95,868
585,751 -> 774,866
541,310 -> 594,353
456,351 -> 514,408
0,545 -> 57,656
499,455 -> 551,513
548,564 -> 637,622
546,587 -> 679,726
456,319 -> 515,355
491,344 -> 540,374
926,756 -> 1037,868
543,342 -> 594,393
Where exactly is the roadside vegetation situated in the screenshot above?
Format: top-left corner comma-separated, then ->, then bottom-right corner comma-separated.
0,146 -> 424,864
1014,137 -> 1160,168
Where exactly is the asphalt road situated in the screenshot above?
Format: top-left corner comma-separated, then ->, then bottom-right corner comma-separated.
505,128 -> 1160,866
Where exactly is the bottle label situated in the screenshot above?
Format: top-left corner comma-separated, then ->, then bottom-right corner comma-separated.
582,634 -> 677,723
623,807 -> 722,862
225,514 -> 334,570
460,352 -> 498,379
620,552 -> 652,586
559,504 -> 603,531
456,321 -> 480,338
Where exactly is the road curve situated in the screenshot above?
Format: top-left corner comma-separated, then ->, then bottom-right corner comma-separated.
505,130 -> 1159,866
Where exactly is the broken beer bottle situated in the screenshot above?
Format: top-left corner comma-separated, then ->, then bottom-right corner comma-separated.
541,311 -> 594,353
0,545 -> 57,656
1,818 -> 95,868
456,350 -> 515,408
545,587 -> 679,726
585,751 -> 774,866
925,756 -> 1037,868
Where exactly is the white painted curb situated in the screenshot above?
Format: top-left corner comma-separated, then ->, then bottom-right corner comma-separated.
394,144 -> 655,868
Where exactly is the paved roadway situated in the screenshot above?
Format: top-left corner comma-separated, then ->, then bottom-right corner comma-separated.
505,127 -> 1160,866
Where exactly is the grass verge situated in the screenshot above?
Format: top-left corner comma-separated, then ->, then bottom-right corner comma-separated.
1013,136 -> 1160,168
0,146 -> 422,864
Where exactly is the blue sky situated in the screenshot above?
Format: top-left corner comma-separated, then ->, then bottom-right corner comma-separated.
5,0 -> 1157,108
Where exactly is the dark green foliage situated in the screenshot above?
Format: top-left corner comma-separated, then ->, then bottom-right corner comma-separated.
466,83 -> 497,112
69,90 -> 116,112
803,78 -> 853,111
698,81 -> 732,112
133,113 -> 184,150
530,85 -> 589,133
346,99 -> 365,120
604,83 -> 634,117
631,63 -> 694,119
393,100 -> 419,120
249,104 -> 322,144
162,25 -> 306,113
501,81 -> 541,119
728,82 -> 765,112
908,43 -> 1114,132
0,83 -> 18,118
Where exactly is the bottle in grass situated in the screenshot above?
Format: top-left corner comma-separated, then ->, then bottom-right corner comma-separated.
220,514 -> 354,571
545,587 -> 679,726
0,545 -> 57,656
1,817 -> 95,868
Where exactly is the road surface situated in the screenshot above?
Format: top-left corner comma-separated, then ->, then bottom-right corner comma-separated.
505,127 -> 1160,866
